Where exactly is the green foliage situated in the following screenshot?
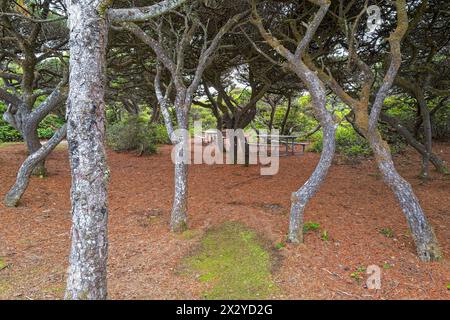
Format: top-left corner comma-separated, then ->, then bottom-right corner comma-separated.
275,242 -> 285,250
380,228 -> 395,238
190,104 -> 217,131
254,94 -> 319,134
106,116 -> 168,155
303,221 -> 320,233
350,266 -> 366,284
37,114 -> 65,139
0,103 -> 21,142
321,230 -> 329,241
0,102 -> 65,142
184,222 -> 277,299
383,263 -> 392,269
309,125 -> 371,159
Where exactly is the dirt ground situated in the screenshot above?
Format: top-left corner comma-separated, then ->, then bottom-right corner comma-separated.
0,141 -> 449,300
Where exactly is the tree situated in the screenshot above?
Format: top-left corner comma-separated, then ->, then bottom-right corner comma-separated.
303,0 -> 442,261
122,2 -> 247,232
251,0 -> 338,243
64,0 -> 187,300
4,124 -> 67,207
0,0 -> 68,176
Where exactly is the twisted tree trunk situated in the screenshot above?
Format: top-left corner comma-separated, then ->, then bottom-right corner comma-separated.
368,130 -> 442,261
364,0 -> 441,261
252,0 -> 336,243
4,124 -> 67,207
64,0 -> 109,300
23,124 -> 46,176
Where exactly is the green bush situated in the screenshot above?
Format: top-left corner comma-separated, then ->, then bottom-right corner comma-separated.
106,116 -> 168,155
0,125 -> 22,142
0,103 -> 65,142
308,125 -> 371,159
0,103 -> 21,142
37,114 -> 65,139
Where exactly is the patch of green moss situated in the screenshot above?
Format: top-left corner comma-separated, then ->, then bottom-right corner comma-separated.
184,222 -> 277,299
179,229 -> 200,240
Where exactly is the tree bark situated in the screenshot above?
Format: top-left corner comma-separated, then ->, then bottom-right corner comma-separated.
415,88 -> 433,179
23,123 -> 46,176
251,0 -> 336,243
365,0 -> 441,261
170,105 -> 188,232
368,130 -> 442,261
289,122 -> 336,242
64,0 -> 109,300
4,124 -> 67,207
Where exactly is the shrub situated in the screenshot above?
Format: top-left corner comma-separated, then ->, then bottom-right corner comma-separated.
37,114 -> 65,139
0,103 -> 21,142
0,125 -> 22,143
303,221 -> 320,233
0,103 -> 65,142
106,116 -> 168,155
308,126 -> 371,159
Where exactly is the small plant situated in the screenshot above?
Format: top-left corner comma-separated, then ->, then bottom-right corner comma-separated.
321,230 -> 329,241
303,222 -> 320,233
275,242 -> 285,250
447,284 -> 450,290
350,266 -> 366,284
383,262 -> 392,269
380,227 -> 394,238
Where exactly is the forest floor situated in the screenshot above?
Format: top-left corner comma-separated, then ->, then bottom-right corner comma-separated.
0,141 -> 449,300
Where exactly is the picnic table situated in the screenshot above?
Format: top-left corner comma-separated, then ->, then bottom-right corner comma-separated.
257,134 -> 308,156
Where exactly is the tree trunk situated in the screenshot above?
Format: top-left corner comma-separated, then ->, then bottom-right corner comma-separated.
171,161 -> 188,232
415,89 -> 433,179
23,123 -> 46,176
281,95 -> 292,135
367,130 -> 442,261
288,67 -> 336,243
4,125 -> 67,207
170,106 -> 188,232
288,121 -> 336,242
64,0 -> 109,300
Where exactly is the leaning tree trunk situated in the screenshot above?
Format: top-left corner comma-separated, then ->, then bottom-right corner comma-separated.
288,68 -> 337,243
23,123 -> 47,176
367,129 -> 442,261
64,0 -> 109,300
4,124 -> 67,207
170,105 -> 189,232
